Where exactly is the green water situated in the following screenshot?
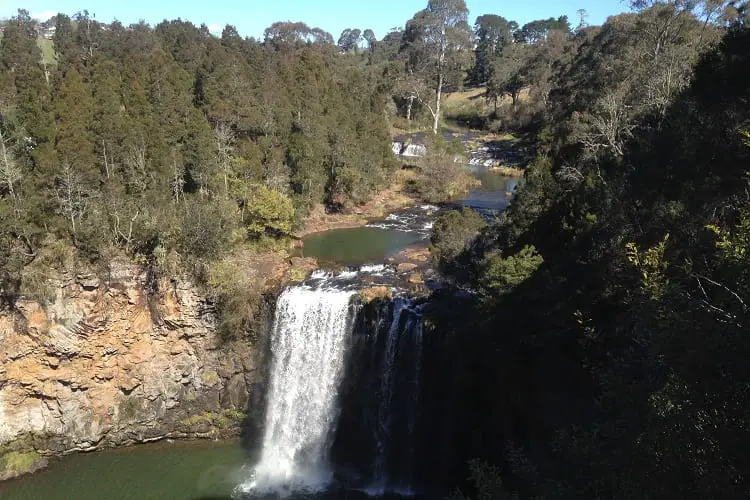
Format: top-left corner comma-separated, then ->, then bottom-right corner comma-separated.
0,440 -> 247,500
460,170 -> 520,213
301,173 -> 520,266
301,227 -> 424,266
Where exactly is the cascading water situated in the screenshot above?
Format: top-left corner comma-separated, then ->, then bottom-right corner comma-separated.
239,285 -> 356,495
368,299 -> 424,495
372,300 -> 408,487
237,265 -> 428,498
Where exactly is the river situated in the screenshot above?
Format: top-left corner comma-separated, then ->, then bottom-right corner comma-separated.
0,139 -> 523,500
301,170 -> 520,266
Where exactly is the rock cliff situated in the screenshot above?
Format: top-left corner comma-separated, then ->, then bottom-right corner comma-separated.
0,258 -> 262,481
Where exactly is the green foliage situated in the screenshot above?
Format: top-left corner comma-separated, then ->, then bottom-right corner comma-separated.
430,208 -> 486,274
433,14 -> 750,500
0,13 -> 394,291
413,137 -> 477,203
207,262 -> 262,341
479,245 -> 543,297
244,185 -> 294,238
175,201 -> 232,261
707,212 -> 750,263
625,234 -> 670,301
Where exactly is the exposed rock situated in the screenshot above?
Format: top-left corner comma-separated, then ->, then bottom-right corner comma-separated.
288,257 -> 318,282
360,286 -> 393,303
118,376 -> 141,394
397,263 -> 418,274
75,274 -> 100,291
396,245 -> 430,263
408,272 -> 424,284
0,263 -> 262,481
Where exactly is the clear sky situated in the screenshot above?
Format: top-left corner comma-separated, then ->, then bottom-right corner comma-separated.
1,0 -> 630,39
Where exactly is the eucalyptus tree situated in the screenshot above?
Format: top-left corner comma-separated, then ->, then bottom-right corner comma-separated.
473,14 -> 516,84
363,29 -> 377,52
401,0 -> 473,133
337,28 -> 362,52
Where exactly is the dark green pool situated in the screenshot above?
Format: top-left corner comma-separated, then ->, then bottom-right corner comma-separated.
0,440 -> 247,500
301,226 -> 424,266
301,173 -> 521,266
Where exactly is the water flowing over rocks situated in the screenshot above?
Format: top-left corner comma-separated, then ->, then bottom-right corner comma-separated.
0,258 -> 261,480
234,267 -> 429,498
239,286 -> 356,495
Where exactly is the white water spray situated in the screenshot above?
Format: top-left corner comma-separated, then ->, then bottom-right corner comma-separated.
239,286 -> 356,495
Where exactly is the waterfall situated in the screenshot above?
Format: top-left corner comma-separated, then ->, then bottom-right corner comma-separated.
372,299 -> 408,486
240,286 -> 356,495
368,299 -> 424,494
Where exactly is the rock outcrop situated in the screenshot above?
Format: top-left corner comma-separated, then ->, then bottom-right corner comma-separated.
0,258 -> 262,480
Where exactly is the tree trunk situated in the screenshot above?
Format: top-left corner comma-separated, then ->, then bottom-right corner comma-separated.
406,96 -> 414,121
433,33 -> 446,135
102,140 -> 110,180
433,71 -> 442,134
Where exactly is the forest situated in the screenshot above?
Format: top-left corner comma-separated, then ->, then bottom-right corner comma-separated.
0,9 -> 397,305
427,1 -> 750,498
1,0 -> 750,497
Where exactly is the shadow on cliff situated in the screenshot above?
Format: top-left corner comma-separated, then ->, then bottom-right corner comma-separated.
238,293 -> 276,463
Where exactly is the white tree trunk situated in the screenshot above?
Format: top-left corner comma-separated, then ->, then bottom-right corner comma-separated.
433,38 -> 446,135
433,72 -> 443,134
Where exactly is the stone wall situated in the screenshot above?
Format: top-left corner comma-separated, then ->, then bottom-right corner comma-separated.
0,257 -> 262,480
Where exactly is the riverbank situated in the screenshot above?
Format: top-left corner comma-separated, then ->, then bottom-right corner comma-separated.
295,171 -> 418,237
489,165 -> 525,176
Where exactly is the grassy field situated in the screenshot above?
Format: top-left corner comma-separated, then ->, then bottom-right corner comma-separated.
441,87 -> 492,130
389,85 -> 533,136
37,38 -> 57,66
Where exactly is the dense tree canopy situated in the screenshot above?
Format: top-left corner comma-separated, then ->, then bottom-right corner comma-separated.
432,2 -> 750,497
0,9 -> 394,303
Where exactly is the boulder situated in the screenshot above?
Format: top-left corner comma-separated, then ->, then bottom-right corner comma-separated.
360,286 -> 392,303
397,263 -> 418,274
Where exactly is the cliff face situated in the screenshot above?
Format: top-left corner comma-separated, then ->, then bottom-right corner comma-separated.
0,258 -> 262,480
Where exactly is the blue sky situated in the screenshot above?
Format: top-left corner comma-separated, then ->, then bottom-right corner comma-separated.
1,0 -> 629,39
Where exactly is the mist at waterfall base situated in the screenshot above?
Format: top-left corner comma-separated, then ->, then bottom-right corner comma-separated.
235,269 -> 469,499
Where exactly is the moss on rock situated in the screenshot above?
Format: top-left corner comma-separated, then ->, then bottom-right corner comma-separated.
0,450 -> 48,481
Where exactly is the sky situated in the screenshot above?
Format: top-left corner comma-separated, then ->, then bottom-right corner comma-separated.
0,0 -> 630,39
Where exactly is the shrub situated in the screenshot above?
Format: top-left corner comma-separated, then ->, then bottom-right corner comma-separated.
207,261 -> 262,341
244,185 -> 295,238
479,245 -> 543,297
430,208 -> 487,277
175,199 -> 233,260
414,137 -> 477,203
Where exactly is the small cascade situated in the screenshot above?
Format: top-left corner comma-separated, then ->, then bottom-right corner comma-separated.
366,205 -> 438,236
368,299 -> 424,494
239,285 -> 356,495
391,141 -> 427,158
402,144 -> 427,158
372,299 -> 408,485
